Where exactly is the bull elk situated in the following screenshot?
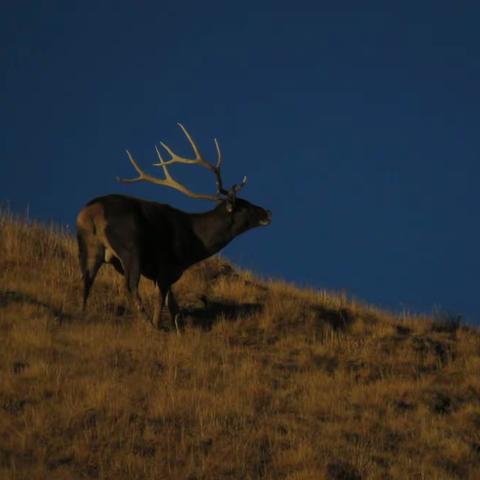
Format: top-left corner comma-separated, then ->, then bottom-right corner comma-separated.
76,124 -> 271,331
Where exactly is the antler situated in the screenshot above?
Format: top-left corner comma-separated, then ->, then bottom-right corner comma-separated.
118,123 -> 247,201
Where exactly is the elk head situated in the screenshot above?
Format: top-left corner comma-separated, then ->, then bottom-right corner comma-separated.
118,123 -> 272,233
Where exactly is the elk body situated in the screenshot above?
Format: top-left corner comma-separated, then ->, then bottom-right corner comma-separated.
76,124 -> 271,331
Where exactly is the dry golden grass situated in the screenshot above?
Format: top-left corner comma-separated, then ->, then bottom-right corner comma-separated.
1,210 -> 480,479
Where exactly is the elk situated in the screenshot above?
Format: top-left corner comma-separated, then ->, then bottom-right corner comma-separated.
76,123 -> 271,331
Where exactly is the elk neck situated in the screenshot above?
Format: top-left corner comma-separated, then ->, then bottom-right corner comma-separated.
190,203 -> 235,260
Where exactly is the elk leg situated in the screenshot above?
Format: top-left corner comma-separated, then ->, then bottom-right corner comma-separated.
123,254 -> 148,321
81,249 -> 104,312
153,285 -> 181,333
153,285 -> 167,329
165,289 -> 182,335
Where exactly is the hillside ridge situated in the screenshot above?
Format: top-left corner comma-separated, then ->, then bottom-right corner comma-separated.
1,211 -> 480,479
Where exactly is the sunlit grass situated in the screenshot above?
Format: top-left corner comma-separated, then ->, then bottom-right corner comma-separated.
1,210 -> 479,479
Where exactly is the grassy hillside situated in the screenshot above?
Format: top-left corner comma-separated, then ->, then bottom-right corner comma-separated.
1,210 -> 480,480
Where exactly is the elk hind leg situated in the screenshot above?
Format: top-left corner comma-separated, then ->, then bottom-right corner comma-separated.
77,233 -> 104,311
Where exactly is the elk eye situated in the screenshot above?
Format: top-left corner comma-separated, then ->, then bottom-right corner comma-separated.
226,203 -> 234,213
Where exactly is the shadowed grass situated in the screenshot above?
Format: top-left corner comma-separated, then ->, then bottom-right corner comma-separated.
1,210 -> 480,479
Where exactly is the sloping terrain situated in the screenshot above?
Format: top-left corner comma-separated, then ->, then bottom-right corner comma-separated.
1,211 -> 480,479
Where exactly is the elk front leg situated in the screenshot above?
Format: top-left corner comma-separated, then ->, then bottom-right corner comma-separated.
153,285 -> 167,329
123,253 -> 149,322
153,284 -> 181,334
165,289 -> 181,334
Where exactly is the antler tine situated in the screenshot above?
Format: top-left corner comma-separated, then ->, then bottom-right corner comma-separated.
116,150 -> 148,183
214,138 -> 222,169
154,123 -> 227,195
230,176 -> 248,196
177,123 -> 206,165
154,123 -> 217,170
213,137 -> 228,195
118,149 -> 219,201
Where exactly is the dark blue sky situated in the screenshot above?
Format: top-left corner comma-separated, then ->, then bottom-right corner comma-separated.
2,1 -> 479,322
